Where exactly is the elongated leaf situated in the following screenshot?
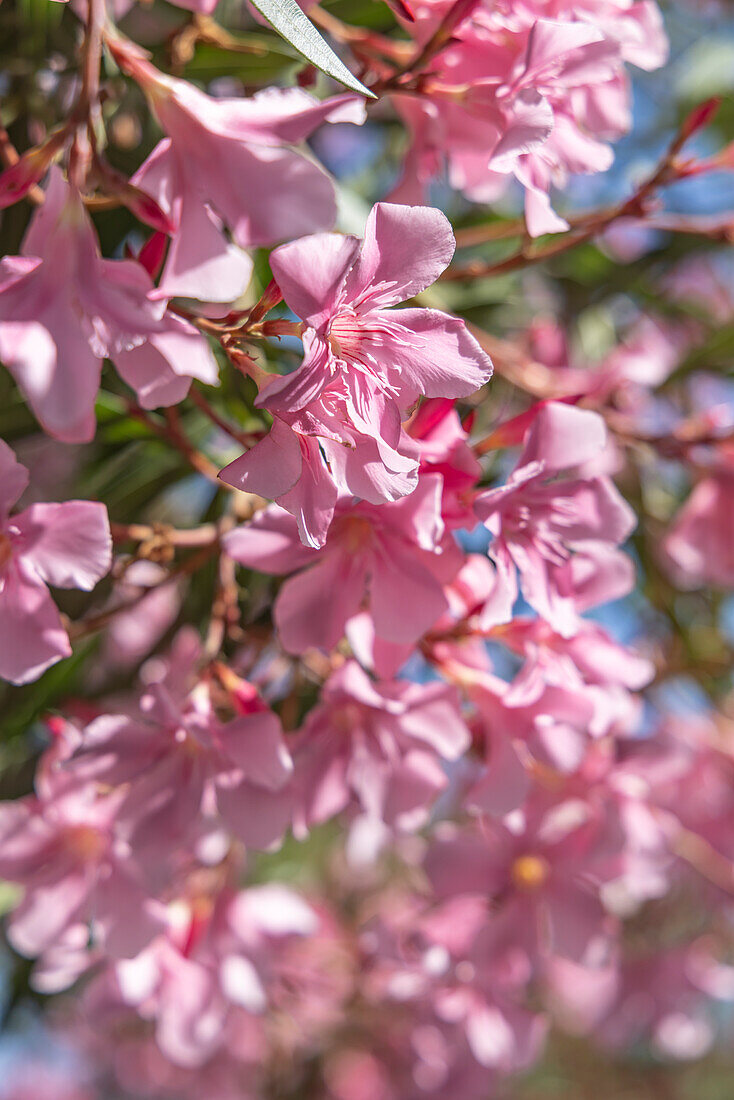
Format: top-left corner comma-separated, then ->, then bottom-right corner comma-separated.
248,0 -> 376,98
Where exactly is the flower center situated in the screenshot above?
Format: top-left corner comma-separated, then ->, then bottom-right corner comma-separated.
327,308 -> 365,362
333,703 -> 363,735
510,854 -> 550,892
64,824 -> 107,864
174,723 -> 205,756
336,515 -> 374,554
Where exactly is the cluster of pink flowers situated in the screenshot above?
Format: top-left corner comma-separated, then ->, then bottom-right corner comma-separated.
0,0 -> 732,1096
391,0 -> 668,233
2,364 -> 733,1093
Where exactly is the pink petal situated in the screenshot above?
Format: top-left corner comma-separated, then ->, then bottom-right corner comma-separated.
220,419 -> 304,501
276,436 -> 340,549
217,711 -> 293,790
398,683 -> 471,759
114,315 -> 218,408
216,781 -> 292,849
8,867 -> 90,957
0,439 -> 29,518
17,500 -> 111,590
275,551 -> 368,653
521,20 -> 606,85
157,193 -> 253,302
369,541 -> 449,644
211,87 -> 365,145
519,402 -> 607,473
373,307 -> 493,407
383,748 -> 447,827
490,89 -> 554,168
223,506 -> 318,575
269,233 -> 360,327
344,202 -> 456,308
0,311 -> 100,443
562,478 -> 636,544
0,797 -> 55,876
0,564 -> 71,684
114,344 -> 192,409
210,143 -> 338,251
92,866 -> 163,957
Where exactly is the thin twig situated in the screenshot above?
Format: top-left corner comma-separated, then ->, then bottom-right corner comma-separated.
110,521 -> 219,547
68,542 -> 218,641
204,517 -> 241,660
443,113 -> 723,282
188,387 -> 263,450
126,402 -> 222,483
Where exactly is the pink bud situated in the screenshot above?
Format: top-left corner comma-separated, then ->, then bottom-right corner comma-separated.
679,97 -> 722,144
0,128 -> 67,210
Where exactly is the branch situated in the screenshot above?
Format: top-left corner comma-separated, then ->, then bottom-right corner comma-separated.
126,402 -> 222,484
204,517 -> 241,660
444,106 -> 731,282
67,542 -> 218,641
110,521 -> 219,548
188,388 -> 264,450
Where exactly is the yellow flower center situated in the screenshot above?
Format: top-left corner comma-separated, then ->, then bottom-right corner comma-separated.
64,825 -> 107,863
510,854 -> 550,892
338,516 -> 374,554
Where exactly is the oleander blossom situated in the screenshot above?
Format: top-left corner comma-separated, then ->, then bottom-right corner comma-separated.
391,0 -> 668,233
0,762 -> 162,959
290,660 -> 471,839
220,202 -> 493,547
661,466 -> 734,589
0,169 -> 218,442
426,791 -> 624,969
0,439 -> 111,684
110,36 -> 366,301
67,630 -> 294,859
224,474 -> 463,653
475,402 -> 636,635
85,884 -> 320,1069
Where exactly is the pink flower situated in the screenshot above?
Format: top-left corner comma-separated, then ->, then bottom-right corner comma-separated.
94,884 -> 318,1068
409,398 -> 482,530
290,660 -> 470,836
0,439 -> 111,685
69,630 -> 293,857
0,169 -> 217,442
524,314 -> 682,401
224,474 -> 463,654
221,377 -> 420,549
347,553 -> 498,679
474,402 -> 635,635
661,467 -> 734,589
220,203 -> 492,547
426,793 -> 623,968
111,38 -> 365,301
391,4 -> 667,234
573,946 -> 728,1059
466,642 -> 642,779
0,1065 -> 96,1100
500,616 -> 654,695
0,766 -> 162,959
363,893 -> 546,1079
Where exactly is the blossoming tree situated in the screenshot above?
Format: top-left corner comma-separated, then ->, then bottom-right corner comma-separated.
0,0 -> 732,1096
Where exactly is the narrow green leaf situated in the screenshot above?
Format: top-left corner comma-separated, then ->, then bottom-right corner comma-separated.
248,0 -> 377,98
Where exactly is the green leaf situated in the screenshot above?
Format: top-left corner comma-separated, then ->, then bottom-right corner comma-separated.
247,0 -> 376,98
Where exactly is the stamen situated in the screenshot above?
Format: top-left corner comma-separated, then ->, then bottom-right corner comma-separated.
510,853 -> 550,892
